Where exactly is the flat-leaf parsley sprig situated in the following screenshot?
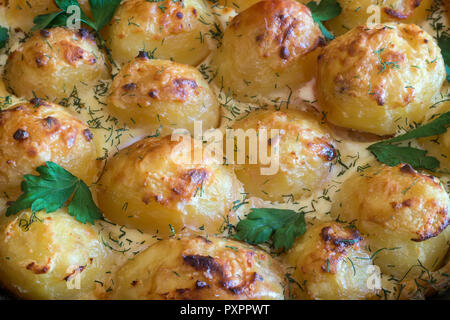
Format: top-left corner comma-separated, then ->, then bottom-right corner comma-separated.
306,0 -> 342,40
234,208 -> 307,251
437,32 -> 450,82
367,111 -> 450,171
6,161 -> 103,224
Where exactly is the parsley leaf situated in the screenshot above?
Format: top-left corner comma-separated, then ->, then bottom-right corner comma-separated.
89,0 -> 122,31
367,111 -> 450,171
306,0 -> 342,40
234,208 -> 307,251
437,33 -> 450,82
31,0 -> 119,32
6,161 -> 102,224
0,26 -> 9,49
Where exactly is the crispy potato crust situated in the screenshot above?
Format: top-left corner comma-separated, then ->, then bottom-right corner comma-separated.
332,164 -> 449,279
4,27 -> 109,101
97,136 -> 244,236
103,0 -> 213,66
317,23 -> 445,135
108,57 -> 219,134
212,0 -> 323,101
0,101 -> 98,196
107,236 -> 285,300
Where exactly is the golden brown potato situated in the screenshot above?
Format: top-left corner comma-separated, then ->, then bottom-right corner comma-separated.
108,57 -> 219,135
230,109 -> 336,202
317,23 -> 446,135
4,27 -> 109,101
5,0 -> 92,32
107,236 -> 284,300
103,0 -> 214,66
0,101 -> 99,197
212,0 -> 323,102
332,164 -> 449,279
312,0 -> 433,36
97,135 -> 244,236
285,221 -> 376,300
0,208 -> 111,299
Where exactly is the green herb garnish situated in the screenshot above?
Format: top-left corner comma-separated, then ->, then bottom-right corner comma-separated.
367,111 -> 450,171
0,26 -> 9,49
6,161 -> 102,224
306,0 -> 342,40
234,208 -> 307,251
437,33 -> 450,82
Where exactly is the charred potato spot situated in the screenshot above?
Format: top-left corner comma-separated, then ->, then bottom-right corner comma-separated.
286,222 -> 375,300
231,109 -> 337,202
103,0 -> 214,66
0,209 -> 111,299
317,23 -> 445,135
212,0 -> 322,101
332,164 -> 449,279
0,102 -> 99,196
108,58 -> 219,135
107,237 -> 284,300
97,136 -> 244,236
4,27 -> 109,101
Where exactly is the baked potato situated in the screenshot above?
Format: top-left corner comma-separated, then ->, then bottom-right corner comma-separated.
4,27 -> 109,101
103,0 -> 214,66
97,135 -> 244,236
0,208 -> 111,299
0,101 -> 99,197
332,164 -> 449,279
317,23 -> 446,135
230,109 -> 336,202
108,57 -> 219,135
285,221 -> 376,300
212,0 -> 323,102
107,236 -> 285,299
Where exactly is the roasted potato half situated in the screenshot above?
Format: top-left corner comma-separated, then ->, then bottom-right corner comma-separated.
107,236 -> 285,300
285,221 -> 376,300
108,57 -> 219,135
332,164 -> 449,279
97,135 -> 244,236
212,0 -> 323,102
0,101 -> 98,197
317,23 -> 445,135
312,0 -> 433,36
0,209 -> 111,299
103,0 -> 214,66
4,27 -> 109,101
230,109 -> 337,202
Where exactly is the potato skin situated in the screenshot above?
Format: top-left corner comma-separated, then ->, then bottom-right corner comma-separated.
0,101 -> 98,197
317,23 -> 445,135
4,27 -> 109,101
0,209 -> 111,299
285,222 -> 375,300
309,0 -> 433,36
108,57 -> 219,134
332,164 -> 449,279
103,0 -> 213,66
97,136 -> 244,236
217,0 -> 261,11
212,0 -> 323,101
231,109 -> 336,202
108,236 -> 284,300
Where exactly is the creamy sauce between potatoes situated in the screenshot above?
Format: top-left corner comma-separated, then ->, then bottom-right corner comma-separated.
0,3 -> 448,299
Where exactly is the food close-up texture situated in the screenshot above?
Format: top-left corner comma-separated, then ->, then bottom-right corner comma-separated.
0,0 -> 448,301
